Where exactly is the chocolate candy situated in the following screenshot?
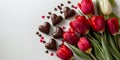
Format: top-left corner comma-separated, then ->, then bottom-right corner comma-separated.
63,7 -> 75,19
57,5 -> 62,10
53,27 -> 64,39
38,22 -> 50,34
68,1 -> 71,4
45,38 -> 57,50
51,14 -> 63,26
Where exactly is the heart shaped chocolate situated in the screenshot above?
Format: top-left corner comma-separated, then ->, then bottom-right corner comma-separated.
38,22 -> 50,34
53,27 -> 64,39
45,39 -> 57,50
63,7 -> 75,19
51,14 -> 63,26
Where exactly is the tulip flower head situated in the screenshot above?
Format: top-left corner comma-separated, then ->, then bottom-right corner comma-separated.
90,16 -> 105,33
78,0 -> 94,15
78,37 -> 92,53
107,18 -> 119,35
99,0 -> 112,15
56,44 -> 74,60
63,29 -> 78,45
70,16 -> 90,34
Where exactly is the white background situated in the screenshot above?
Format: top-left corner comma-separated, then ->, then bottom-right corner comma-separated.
0,0 -> 120,60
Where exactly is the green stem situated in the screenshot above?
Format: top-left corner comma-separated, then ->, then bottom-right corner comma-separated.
113,35 -> 119,50
89,52 -> 97,60
101,32 -> 112,60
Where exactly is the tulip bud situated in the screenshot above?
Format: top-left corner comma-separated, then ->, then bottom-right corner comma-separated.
63,29 -> 78,45
99,0 -> 112,15
78,0 -> 94,15
78,37 -> 92,53
56,44 -> 74,60
90,16 -> 105,33
70,16 -> 90,34
107,17 -> 119,35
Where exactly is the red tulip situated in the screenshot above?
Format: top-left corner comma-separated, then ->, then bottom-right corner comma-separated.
70,16 -> 90,34
56,44 -> 74,60
78,37 -> 92,53
107,18 -> 119,35
63,29 -> 78,45
90,16 -> 105,33
78,0 -> 94,15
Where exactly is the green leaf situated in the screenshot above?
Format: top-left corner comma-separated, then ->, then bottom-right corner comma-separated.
109,47 -> 120,60
119,39 -> 120,52
96,0 -> 103,15
89,38 -> 105,60
101,33 -> 113,60
109,0 -> 115,6
108,34 -> 120,59
93,32 -> 101,43
68,44 -> 92,60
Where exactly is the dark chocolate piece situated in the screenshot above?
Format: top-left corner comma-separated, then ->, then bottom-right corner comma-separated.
36,32 -> 39,35
39,34 -> 42,37
68,1 -> 71,4
60,11 -> 63,14
38,22 -> 50,34
51,14 -> 63,26
48,12 -> 52,15
57,5 -> 62,10
54,8 -> 57,11
63,7 -> 75,19
45,50 -> 49,54
53,27 -> 64,39
71,5 -> 74,8
45,38 -> 57,50
43,41 -> 46,44
60,3 -> 64,6
47,16 -> 50,19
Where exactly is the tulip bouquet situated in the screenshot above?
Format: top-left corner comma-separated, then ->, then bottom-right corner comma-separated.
56,0 -> 120,60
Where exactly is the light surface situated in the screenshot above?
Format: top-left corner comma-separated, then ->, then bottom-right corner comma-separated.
0,0 -> 120,60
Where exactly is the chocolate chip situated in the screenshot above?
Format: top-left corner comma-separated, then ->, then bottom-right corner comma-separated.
39,34 -> 42,37
51,14 -> 63,26
48,12 -> 52,15
43,41 -> 46,44
38,22 -> 50,34
47,16 -> 50,19
57,5 -> 62,10
36,32 -> 39,35
54,8 -> 57,11
71,5 -> 74,8
60,3 -> 64,6
60,11 -> 63,14
45,50 -> 49,54
68,1 -> 71,4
